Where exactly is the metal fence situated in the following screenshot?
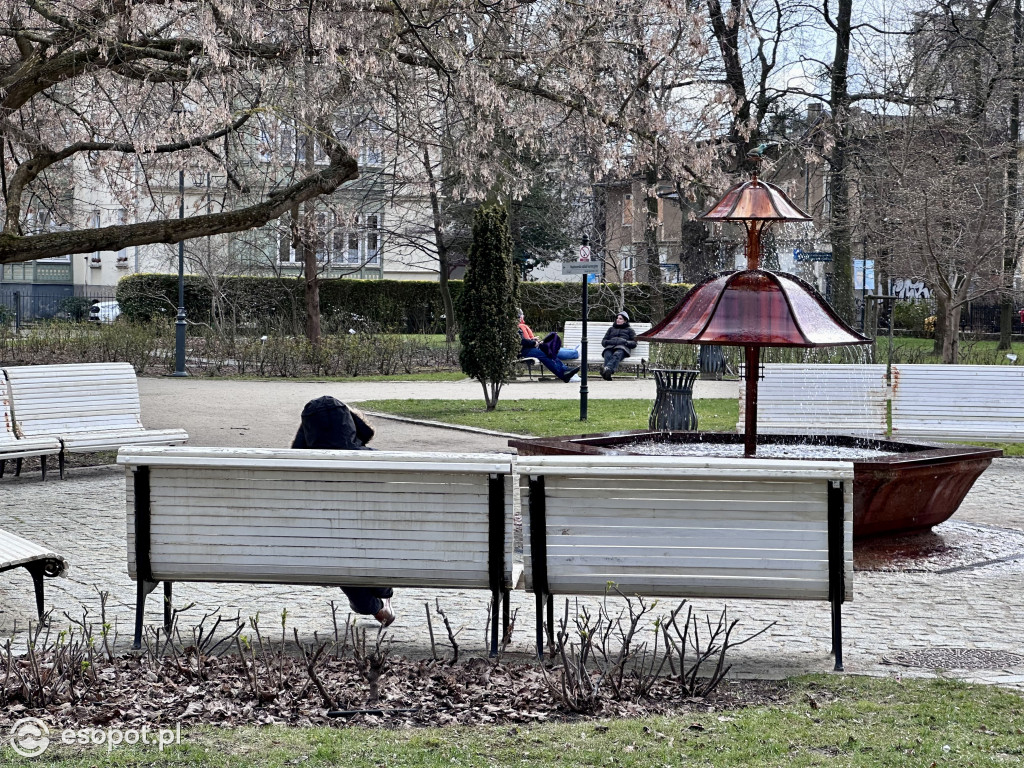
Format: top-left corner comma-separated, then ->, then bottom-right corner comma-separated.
0,289 -> 117,329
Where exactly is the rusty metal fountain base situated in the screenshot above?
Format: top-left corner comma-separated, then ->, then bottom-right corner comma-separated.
509,431 -> 1001,539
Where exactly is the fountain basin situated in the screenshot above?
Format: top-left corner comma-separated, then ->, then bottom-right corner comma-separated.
509,431 -> 1001,539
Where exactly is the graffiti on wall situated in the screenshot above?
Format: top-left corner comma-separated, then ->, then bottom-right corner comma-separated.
889,278 -> 931,300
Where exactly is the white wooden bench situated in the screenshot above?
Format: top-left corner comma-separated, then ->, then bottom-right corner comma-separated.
738,364 -> 889,436
4,363 -> 189,477
0,528 -> 68,619
891,364 -> 1024,442
562,320 -> 653,377
518,455 -> 854,670
1,377 -> 61,480
118,447 -> 516,653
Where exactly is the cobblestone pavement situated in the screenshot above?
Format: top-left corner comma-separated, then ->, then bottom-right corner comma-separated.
2,379 -> 1023,691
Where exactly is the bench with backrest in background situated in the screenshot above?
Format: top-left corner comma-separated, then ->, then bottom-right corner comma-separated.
119,447 -> 516,653
561,320 -> 653,377
0,527 -> 68,619
1,378 -> 61,480
738,364 -> 889,436
518,454 -> 854,670
4,363 -> 188,477
890,364 -> 1024,442
742,363 -> 1024,443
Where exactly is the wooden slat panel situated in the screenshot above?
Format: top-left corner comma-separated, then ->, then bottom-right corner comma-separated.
739,363 -> 889,435
126,452 -> 513,588
891,364 -> 1024,442
521,464 -> 853,601
562,321 -> 652,368
0,528 -> 68,575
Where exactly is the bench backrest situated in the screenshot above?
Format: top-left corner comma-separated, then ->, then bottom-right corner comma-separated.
120,447 -> 514,590
4,363 -> 145,438
518,455 -> 853,602
739,364 -> 889,435
891,364 -> 1024,441
562,321 -> 652,367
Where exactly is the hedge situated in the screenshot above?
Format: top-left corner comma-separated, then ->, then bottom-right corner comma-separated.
116,274 -> 693,333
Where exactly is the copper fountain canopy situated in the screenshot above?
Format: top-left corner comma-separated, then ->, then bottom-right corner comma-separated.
637,173 -> 871,349
635,167 -> 870,457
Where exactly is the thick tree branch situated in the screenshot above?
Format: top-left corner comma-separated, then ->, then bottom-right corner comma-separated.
0,149 -> 359,264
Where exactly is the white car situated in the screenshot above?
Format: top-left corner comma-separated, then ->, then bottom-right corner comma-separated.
88,300 -> 121,323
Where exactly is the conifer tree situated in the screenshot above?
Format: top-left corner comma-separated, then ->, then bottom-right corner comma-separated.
457,205 -> 520,410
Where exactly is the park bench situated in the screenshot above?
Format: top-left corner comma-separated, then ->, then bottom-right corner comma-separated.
517,321 -> 652,380
744,363 -> 1024,443
0,527 -> 68,619
4,363 -> 189,477
563,320 -> 652,377
890,364 -> 1024,442
518,454 -> 854,670
738,364 -> 889,436
118,447 -> 517,653
0,379 -> 61,480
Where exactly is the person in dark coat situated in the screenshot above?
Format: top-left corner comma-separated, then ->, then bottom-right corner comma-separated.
291,396 -> 395,627
600,310 -> 637,380
518,308 -> 580,383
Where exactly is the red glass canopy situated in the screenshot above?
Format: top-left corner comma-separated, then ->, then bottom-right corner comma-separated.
638,270 -> 870,347
701,176 -> 812,222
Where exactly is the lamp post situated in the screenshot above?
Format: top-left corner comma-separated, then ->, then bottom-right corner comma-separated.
579,235 -> 590,421
172,99 -> 188,377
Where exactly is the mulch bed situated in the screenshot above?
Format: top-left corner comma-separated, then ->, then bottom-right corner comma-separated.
1,650 -> 793,730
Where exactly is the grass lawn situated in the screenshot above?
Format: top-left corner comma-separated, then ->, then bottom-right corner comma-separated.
360,398 -> 740,436
6,676 -> 1022,766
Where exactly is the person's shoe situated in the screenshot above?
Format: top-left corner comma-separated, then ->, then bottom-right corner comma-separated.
601,367 -> 613,381
562,367 -> 580,382
374,598 -> 396,628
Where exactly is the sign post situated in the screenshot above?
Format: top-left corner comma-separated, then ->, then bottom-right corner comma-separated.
562,238 -> 600,421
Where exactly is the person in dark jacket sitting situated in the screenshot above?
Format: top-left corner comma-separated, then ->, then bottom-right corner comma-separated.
291,396 -> 395,627
600,311 -> 637,380
518,308 -> 580,383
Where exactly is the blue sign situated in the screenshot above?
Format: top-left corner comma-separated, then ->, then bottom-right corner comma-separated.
793,248 -> 833,263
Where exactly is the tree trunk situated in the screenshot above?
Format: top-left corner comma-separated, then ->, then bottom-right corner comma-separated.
827,0 -> 855,324
423,147 -> 457,342
942,301 -> 962,364
998,0 -> 1022,350
482,380 -> 502,411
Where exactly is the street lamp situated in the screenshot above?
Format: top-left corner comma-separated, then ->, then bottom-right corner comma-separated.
172,98 -> 188,377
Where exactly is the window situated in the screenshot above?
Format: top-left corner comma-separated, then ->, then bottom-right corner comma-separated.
622,194 -> 634,226
365,214 -> 380,264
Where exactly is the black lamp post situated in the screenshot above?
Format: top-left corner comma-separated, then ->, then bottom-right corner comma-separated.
172,100 -> 188,377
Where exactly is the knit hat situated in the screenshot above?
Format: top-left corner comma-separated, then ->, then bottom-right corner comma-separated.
617,310 -> 630,322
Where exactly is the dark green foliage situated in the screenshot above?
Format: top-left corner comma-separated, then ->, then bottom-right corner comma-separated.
116,274 -> 692,335
456,205 -> 520,388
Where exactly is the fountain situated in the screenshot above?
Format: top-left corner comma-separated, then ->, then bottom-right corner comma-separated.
512,161 -> 1000,538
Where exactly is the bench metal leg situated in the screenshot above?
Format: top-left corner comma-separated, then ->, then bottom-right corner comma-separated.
134,580 -> 147,649
40,455 -> 47,481
502,589 -> 510,641
0,459 -> 5,478
164,581 -> 173,636
535,592 -> 546,659
58,452 -> 66,480
15,457 -> 22,477
26,562 -> 46,620
546,594 -> 555,648
831,599 -> 843,672
489,588 -> 500,657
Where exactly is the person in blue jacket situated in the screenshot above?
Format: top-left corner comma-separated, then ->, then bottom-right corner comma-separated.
518,308 -> 580,382
291,396 -> 395,627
